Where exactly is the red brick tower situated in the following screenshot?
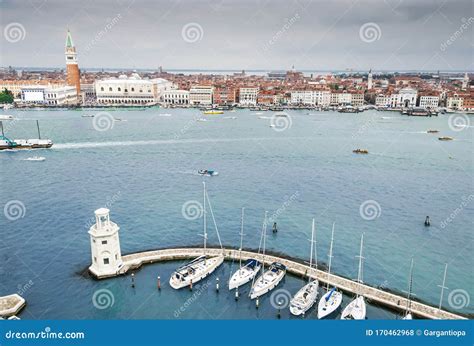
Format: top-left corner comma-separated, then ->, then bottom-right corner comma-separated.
65,30 -> 81,95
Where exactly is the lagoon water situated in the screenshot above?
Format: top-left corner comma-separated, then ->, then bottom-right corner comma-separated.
0,108 -> 472,319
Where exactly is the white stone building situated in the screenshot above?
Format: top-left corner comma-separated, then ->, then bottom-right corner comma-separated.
390,88 -> 417,108
418,95 -> 440,108
446,94 -> 464,110
88,208 -> 123,278
20,85 -> 78,105
291,90 -> 331,106
162,90 -> 189,105
189,85 -> 213,105
351,92 -> 365,107
331,91 -> 352,105
95,74 -> 173,105
375,94 -> 391,107
239,87 -> 258,106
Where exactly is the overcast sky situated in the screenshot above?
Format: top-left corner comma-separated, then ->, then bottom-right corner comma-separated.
1,0 -> 473,71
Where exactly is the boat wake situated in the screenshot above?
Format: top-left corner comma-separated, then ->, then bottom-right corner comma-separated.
53,137 -> 276,150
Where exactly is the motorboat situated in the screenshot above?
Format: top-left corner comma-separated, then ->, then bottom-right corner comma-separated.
0,115 -> 14,120
24,156 -> 46,161
290,219 -> 319,316
353,149 -> 369,154
249,262 -> 286,299
203,110 -> 224,115
81,114 -> 95,118
427,129 -> 439,133
438,136 -> 453,141
198,169 -> 218,176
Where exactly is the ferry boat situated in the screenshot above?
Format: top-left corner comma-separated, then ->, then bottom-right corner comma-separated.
0,120 -> 53,150
203,110 -> 224,115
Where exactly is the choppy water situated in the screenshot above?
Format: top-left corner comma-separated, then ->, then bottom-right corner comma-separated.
0,108 -> 472,319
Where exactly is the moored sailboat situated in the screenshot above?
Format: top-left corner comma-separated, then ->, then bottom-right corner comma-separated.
169,182 -> 224,289
341,233 -> 367,320
289,218 -> 319,316
402,258 -> 415,320
317,223 -> 343,319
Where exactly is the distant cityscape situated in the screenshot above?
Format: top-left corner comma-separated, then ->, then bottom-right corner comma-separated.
0,30 -> 472,112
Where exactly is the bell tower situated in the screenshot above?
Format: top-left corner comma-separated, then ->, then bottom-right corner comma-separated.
367,69 -> 373,90
65,29 -> 81,96
88,208 -> 123,278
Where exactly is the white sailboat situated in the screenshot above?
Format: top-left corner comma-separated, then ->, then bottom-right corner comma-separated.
169,182 -> 224,289
289,218 -> 319,316
402,258 -> 415,320
341,233 -> 367,320
228,208 -> 261,290
317,223 -> 343,319
249,212 -> 287,299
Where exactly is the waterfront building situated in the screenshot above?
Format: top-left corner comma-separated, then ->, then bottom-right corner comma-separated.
375,94 -> 391,107
88,208 -> 123,278
239,87 -> 258,106
390,88 -> 417,108
418,94 -> 440,108
291,90 -> 316,105
65,30 -> 81,96
0,80 -> 63,99
95,74 -> 173,105
331,91 -> 352,106
446,93 -> 464,110
162,89 -> 189,105
213,87 -> 236,105
20,85 -> 78,105
351,92 -> 365,107
189,85 -> 213,105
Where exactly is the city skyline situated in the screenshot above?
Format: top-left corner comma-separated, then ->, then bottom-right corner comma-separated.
1,0 -> 473,71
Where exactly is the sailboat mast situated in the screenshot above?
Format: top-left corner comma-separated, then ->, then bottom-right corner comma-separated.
262,211 -> 268,272
1,121 -> 4,136
438,263 -> 448,310
356,233 -> 364,298
36,120 -> 41,139
308,219 -> 315,282
406,258 -> 414,312
239,207 -> 245,269
327,222 -> 335,291
203,182 -> 207,257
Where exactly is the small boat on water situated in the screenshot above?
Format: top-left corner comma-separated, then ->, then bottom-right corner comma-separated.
317,223 -> 343,319
289,218 -> 319,316
341,234 -> 367,320
250,212 -> 286,299
81,114 -> 94,118
0,115 -> 14,120
197,118 -> 208,122
169,182 -> 224,289
427,129 -> 439,133
159,113 -> 172,117
203,110 -> 224,115
353,149 -> 369,154
0,120 -> 53,150
438,136 -> 453,141
198,169 -> 218,176
24,156 -> 46,161
228,208 -> 262,290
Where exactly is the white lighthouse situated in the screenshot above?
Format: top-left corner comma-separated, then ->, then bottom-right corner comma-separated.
88,208 -> 123,278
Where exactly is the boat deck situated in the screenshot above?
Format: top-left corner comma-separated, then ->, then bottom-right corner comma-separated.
93,247 -> 465,320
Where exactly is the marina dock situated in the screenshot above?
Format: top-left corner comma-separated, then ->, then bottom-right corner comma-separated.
94,247 -> 465,320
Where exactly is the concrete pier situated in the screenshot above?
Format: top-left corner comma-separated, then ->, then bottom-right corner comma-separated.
0,294 -> 26,318
91,247 -> 465,320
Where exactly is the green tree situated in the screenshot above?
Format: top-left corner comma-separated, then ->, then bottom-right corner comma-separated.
0,88 -> 14,104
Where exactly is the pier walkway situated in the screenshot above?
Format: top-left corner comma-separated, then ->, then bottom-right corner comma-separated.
0,294 -> 26,318
100,247 -> 464,320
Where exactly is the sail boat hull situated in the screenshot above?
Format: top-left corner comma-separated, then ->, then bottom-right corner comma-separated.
250,263 -> 286,299
170,255 -> 224,289
228,260 -> 261,290
341,296 -> 366,320
289,280 -> 319,316
317,289 -> 343,319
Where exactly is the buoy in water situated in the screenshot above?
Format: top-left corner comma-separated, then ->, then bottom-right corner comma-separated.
272,222 -> 278,233
424,216 -> 431,227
